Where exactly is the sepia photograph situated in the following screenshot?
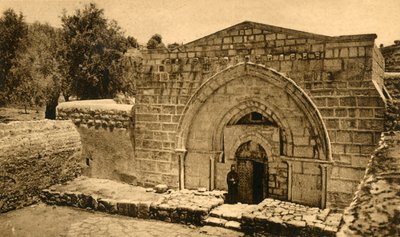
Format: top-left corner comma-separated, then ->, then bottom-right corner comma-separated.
0,0 -> 399,236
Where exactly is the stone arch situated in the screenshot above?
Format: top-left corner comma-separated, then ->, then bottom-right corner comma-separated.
211,99 -> 293,156
226,132 -> 273,162
176,62 -> 331,161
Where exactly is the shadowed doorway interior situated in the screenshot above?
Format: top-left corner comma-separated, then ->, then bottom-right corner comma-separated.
235,140 -> 268,204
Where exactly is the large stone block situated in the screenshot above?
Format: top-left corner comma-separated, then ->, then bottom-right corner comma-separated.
302,163 -> 321,175
324,59 -> 342,71
338,167 -> 365,181
358,119 -> 383,131
339,97 -> 357,107
357,97 -> 385,107
293,146 -> 314,158
336,131 -> 352,143
78,127 -> 136,182
353,132 -> 374,144
291,173 -> 321,207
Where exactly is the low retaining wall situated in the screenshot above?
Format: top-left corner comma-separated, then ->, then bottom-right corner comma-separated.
338,132 -> 400,236
57,100 -> 136,184
41,186 -> 225,225
149,190 -> 225,225
241,199 -> 341,237
41,189 -> 154,219
0,120 -> 81,212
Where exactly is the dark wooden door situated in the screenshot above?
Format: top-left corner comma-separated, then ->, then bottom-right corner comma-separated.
237,159 -> 253,204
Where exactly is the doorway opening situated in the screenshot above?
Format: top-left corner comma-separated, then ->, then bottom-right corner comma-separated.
252,161 -> 265,204
235,140 -> 268,204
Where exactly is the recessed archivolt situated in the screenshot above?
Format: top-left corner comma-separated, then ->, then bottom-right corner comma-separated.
211,99 -> 293,156
225,132 -> 273,162
176,62 -> 331,161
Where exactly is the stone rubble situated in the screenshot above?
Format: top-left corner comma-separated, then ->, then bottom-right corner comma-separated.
154,184 -> 168,193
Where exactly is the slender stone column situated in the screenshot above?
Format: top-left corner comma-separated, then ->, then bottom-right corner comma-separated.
285,161 -> 293,201
209,156 -> 215,190
175,148 -> 187,190
319,164 -> 329,209
218,151 -> 224,163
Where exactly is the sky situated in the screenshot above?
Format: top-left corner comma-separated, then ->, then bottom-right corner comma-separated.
0,0 -> 399,46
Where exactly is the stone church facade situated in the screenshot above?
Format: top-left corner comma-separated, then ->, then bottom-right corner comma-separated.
128,21 -> 387,209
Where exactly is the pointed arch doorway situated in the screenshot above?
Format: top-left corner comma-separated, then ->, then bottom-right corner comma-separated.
235,140 -> 268,204
177,63 -> 332,208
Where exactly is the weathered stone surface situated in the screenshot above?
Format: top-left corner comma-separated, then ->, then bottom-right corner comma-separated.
57,100 -> 136,184
154,184 -> 168,193
203,217 -> 228,227
338,132 -> 400,237
241,198 -> 341,237
150,189 -> 225,225
224,220 -> 241,230
210,204 -> 256,221
0,120 -> 82,213
381,40 -> 400,73
41,177 -> 226,226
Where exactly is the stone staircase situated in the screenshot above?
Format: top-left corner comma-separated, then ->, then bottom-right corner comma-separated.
203,204 -> 256,231
203,200 -> 342,237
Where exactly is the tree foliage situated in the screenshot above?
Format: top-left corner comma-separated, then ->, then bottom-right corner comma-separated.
127,36 -> 139,48
5,22 -> 63,114
0,9 -> 28,104
60,3 -> 131,99
0,4 -> 138,114
147,33 -> 164,49
0,9 -> 64,114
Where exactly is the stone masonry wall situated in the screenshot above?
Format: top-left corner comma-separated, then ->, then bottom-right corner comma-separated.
57,100 -> 137,184
338,132 -> 400,236
0,120 -> 81,213
380,40 -> 400,72
129,21 -> 386,208
384,73 -> 400,99
324,42 -> 386,208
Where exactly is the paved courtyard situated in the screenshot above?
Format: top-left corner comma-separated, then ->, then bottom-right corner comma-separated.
0,203 -> 243,237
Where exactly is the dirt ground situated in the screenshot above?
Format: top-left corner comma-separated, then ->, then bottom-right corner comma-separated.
49,176 -> 164,202
0,107 -> 45,123
0,203 -> 244,237
0,203 -> 91,237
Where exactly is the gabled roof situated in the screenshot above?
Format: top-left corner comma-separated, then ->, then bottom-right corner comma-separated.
180,21 -> 376,49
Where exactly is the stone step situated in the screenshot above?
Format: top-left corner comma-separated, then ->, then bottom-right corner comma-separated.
203,217 -> 242,231
203,216 -> 228,227
209,203 -> 256,221
224,220 -> 241,230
